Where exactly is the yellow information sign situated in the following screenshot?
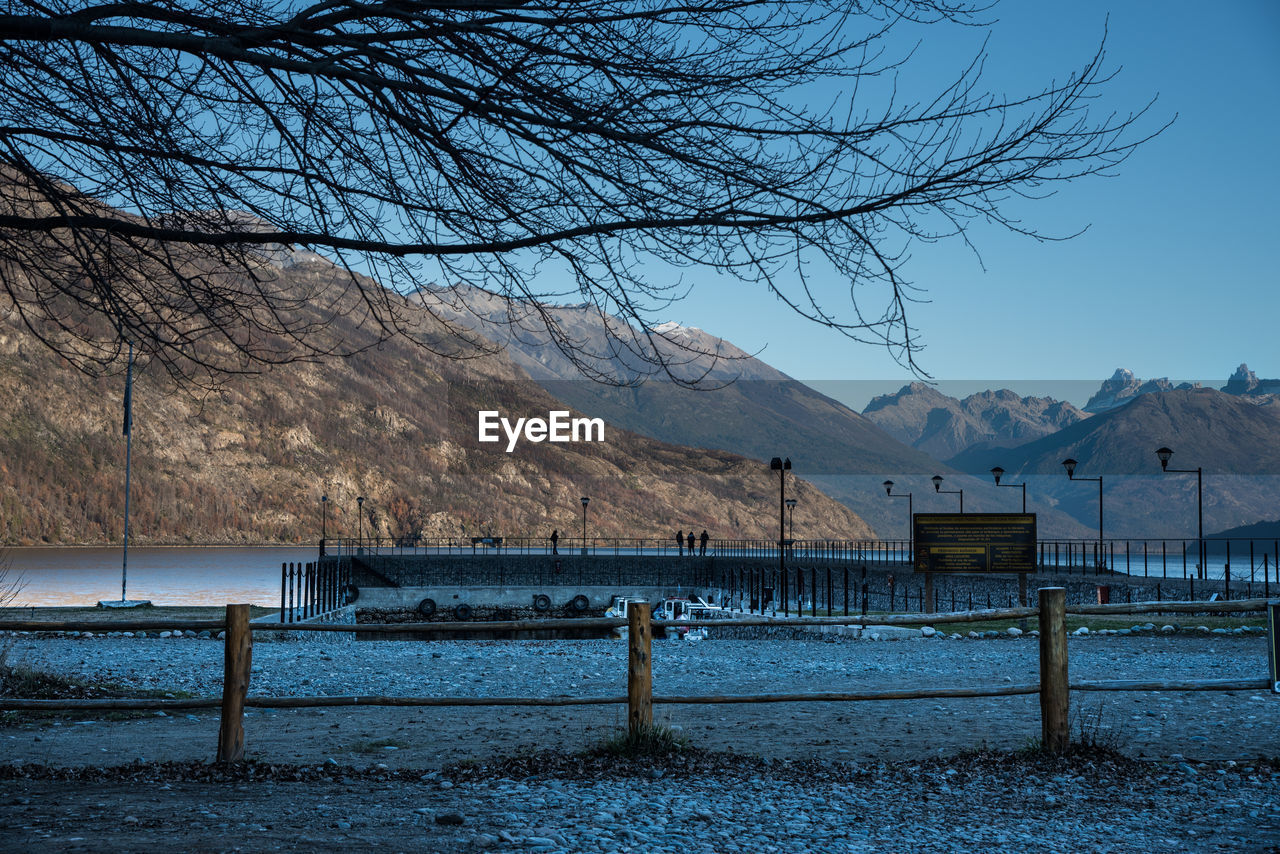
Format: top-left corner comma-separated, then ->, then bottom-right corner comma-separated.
913,513 -> 1036,574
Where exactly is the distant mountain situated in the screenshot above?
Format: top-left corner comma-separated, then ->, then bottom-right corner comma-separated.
414,286 -> 933,477
414,284 -> 958,537
862,382 -> 1088,461
1084,369 -> 1199,414
948,388 -> 1280,538
1082,364 -> 1280,414
1223,363 -> 1280,397
951,388 -> 1280,476
1209,518 -> 1280,540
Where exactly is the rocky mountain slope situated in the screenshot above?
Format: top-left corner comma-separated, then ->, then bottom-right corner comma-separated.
0,262 -> 874,545
415,284 -> 956,538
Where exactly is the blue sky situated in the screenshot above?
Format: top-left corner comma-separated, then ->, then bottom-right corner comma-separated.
654,1 -> 1280,407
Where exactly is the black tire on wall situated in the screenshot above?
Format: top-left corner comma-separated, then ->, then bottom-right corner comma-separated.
569,594 -> 589,612
417,598 -> 437,618
453,603 -> 473,621
533,594 -> 551,612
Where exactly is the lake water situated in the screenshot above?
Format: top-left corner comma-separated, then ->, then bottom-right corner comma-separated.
1,547 -> 317,607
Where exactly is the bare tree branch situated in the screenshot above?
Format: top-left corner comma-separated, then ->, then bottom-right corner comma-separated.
0,0 -> 1161,384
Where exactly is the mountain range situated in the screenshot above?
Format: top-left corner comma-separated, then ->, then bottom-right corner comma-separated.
947,388 -> 1280,538
0,257 -> 875,545
862,383 -> 1088,461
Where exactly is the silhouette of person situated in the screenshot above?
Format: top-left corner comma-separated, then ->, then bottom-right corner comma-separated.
699,530 -> 709,556
676,530 -> 684,556
550,529 -> 559,555
687,530 -> 695,555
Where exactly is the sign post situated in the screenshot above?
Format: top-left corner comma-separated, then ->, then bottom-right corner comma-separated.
913,514 -> 1036,615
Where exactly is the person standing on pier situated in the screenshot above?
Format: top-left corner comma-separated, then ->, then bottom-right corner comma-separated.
687,530 -> 695,555
676,530 -> 684,556
550,529 -> 559,555
699,530 -> 709,556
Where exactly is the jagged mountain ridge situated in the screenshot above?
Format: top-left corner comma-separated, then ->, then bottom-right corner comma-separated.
1084,369 -> 1200,413
861,382 -> 1089,461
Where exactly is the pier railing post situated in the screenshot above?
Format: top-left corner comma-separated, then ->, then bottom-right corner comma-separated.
627,602 -> 653,735
217,603 -> 253,763
1038,587 -> 1069,753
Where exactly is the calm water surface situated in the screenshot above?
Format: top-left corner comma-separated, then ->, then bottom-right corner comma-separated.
1,547 -> 316,607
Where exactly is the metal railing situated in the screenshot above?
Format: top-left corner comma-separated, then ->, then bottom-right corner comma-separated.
325,534 -> 1279,586
279,561 -> 352,623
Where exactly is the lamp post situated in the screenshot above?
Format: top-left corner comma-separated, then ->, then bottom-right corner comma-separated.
1061,458 -> 1104,569
321,494 -> 328,556
990,466 -> 1026,512
356,495 -> 365,553
785,498 -> 797,542
771,457 -> 791,615
1155,447 -> 1204,580
883,480 -> 913,559
931,475 -> 964,512
580,496 -> 590,555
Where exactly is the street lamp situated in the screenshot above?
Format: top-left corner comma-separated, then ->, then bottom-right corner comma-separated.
356,495 -> 365,553
1155,447 -> 1205,580
1061,458 -> 1104,565
321,494 -> 328,555
990,466 -> 1026,512
785,498 -> 797,541
931,474 -> 963,512
883,480 -> 913,560
580,496 -> 590,555
771,457 -> 792,615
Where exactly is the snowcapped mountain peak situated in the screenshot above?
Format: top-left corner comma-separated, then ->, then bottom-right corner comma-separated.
651,320 -> 701,337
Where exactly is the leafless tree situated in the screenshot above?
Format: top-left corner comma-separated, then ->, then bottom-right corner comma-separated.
0,1 -> 1160,384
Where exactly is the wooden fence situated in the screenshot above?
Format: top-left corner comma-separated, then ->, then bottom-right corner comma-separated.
0,589 -> 1270,762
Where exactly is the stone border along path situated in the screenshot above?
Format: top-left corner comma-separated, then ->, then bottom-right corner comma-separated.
2,631 -> 1276,769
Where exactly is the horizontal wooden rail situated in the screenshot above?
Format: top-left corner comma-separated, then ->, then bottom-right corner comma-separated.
246,695 -> 628,708
654,684 -> 1041,704
0,695 -> 625,711
1070,678 -> 1271,692
0,620 -> 227,632
0,697 -> 221,711
7,676 -> 1269,715
1066,598 -> 1269,615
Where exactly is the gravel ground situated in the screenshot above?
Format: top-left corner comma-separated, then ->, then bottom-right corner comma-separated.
1,751 -> 1277,853
2,631 -> 1279,852
2,631 -> 1277,763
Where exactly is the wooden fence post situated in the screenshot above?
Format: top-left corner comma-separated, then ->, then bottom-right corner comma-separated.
217,603 -> 253,762
1038,587 -> 1069,753
627,602 -> 653,735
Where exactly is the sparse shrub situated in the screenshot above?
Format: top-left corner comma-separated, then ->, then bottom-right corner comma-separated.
597,723 -> 690,758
